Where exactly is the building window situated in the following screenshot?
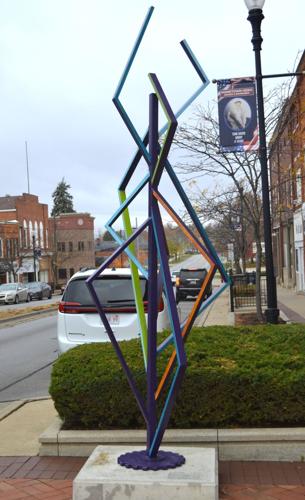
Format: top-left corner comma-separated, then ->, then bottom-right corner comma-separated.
39,222 -> 44,248
69,241 -> 73,252
58,268 -> 67,280
57,242 -> 66,252
78,241 -> 85,251
0,239 -> 2,257
29,221 -> 33,246
35,221 -> 38,243
69,268 -> 75,277
290,105 -> 298,132
295,249 -> 299,272
296,169 -> 302,203
23,220 -> 28,248
14,239 -> 18,257
6,240 -> 10,258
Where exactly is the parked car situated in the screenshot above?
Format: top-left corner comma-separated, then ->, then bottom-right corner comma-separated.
175,268 -> 212,303
57,268 -> 170,353
0,283 -> 30,304
27,282 -> 52,301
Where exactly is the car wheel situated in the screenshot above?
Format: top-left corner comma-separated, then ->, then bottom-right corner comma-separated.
176,292 -> 181,304
39,293 -> 43,300
48,293 -> 52,299
15,295 -> 19,304
26,294 -> 30,302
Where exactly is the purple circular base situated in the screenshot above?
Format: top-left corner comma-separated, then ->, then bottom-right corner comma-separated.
117,450 -> 185,471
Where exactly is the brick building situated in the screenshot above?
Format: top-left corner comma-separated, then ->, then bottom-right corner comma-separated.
95,233 -> 148,270
0,221 -> 19,283
49,212 -> 95,288
0,193 -> 51,283
270,51 -> 305,291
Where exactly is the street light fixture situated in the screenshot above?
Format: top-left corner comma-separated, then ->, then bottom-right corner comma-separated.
244,0 -> 279,323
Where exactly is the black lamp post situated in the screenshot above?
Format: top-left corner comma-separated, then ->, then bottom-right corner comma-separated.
244,0 -> 279,323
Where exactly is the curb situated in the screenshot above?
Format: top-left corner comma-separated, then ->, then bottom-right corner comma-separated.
0,305 -> 58,325
0,400 -> 27,422
39,417 -> 305,462
0,397 -> 52,422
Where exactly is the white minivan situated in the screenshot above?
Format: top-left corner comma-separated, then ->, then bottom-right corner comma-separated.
57,267 -> 170,353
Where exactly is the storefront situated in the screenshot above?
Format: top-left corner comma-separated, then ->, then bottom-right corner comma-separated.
293,210 -> 305,293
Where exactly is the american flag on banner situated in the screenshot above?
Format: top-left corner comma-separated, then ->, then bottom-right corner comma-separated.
217,77 -> 259,153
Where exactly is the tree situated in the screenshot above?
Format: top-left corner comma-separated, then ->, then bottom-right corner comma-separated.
200,188 -> 255,274
174,89 -> 287,321
102,230 -> 114,241
51,178 -> 75,216
164,223 -> 187,261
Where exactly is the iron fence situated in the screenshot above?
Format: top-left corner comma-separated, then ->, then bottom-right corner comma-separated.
229,272 -> 267,311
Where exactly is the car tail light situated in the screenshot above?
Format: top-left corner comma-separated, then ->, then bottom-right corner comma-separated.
176,277 -> 180,286
158,297 -> 164,312
59,299 -> 164,314
142,298 -> 164,312
58,301 -> 97,314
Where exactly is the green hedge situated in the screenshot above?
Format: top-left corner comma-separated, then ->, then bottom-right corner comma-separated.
50,324 -> 305,429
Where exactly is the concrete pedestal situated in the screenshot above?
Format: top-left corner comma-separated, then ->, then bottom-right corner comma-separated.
73,445 -> 218,500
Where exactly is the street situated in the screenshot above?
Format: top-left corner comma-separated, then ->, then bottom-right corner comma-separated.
0,314 -> 58,403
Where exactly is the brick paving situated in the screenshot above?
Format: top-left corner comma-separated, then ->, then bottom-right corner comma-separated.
1,457 -> 305,498
219,461 -> 305,499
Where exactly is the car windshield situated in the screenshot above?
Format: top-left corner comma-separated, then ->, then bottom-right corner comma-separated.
28,283 -> 40,288
64,276 -> 147,308
0,284 -> 18,291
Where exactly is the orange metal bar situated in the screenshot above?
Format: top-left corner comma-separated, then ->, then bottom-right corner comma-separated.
152,189 -> 216,399
155,264 -> 215,400
153,190 -> 214,267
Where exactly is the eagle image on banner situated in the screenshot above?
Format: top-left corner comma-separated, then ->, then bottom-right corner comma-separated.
217,77 -> 259,153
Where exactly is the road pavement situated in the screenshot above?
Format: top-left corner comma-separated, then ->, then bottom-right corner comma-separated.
0,314 -> 58,403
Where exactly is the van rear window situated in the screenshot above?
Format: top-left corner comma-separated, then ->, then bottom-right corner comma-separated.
180,270 -> 207,280
64,276 -> 147,308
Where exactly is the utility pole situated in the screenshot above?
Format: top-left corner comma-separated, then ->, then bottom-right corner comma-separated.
25,141 -> 30,194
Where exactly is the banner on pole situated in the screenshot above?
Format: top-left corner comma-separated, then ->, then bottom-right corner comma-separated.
217,77 -> 259,153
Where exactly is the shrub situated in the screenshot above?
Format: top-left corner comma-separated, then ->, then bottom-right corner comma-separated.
50,324 -> 305,429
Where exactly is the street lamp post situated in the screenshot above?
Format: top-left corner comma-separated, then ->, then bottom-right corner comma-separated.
244,0 -> 279,323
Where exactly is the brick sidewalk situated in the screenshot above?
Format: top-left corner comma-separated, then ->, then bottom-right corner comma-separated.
1,457 -> 305,499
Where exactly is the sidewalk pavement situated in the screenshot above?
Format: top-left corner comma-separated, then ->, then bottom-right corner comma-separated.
277,285 -> 305,323
1,285 -> 305,498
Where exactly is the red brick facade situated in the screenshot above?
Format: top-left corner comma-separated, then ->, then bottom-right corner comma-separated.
270,51 -> 305,290
0,193 -> 51,283
49,213 -> 95,287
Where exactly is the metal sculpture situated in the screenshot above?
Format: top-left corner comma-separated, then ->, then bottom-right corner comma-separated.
86,6 -> 230,470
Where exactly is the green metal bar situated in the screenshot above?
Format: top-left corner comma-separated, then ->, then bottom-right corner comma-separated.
118,189 -> 148,367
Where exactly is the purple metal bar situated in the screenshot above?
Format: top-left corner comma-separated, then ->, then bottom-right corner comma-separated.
148,73 -> 177,187
89,219 -> 149,280
149,199 -> 187,457
146,93 -> 159,455
86,220 -> 151,426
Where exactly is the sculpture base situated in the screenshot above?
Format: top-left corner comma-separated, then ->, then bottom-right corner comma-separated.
73,445 -> 218,500
118,449 -> 185,470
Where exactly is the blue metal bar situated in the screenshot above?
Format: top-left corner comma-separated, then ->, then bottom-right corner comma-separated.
113,6 -> 154,99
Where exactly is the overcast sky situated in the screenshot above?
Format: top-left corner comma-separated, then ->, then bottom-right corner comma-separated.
0,0 -> 304,233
